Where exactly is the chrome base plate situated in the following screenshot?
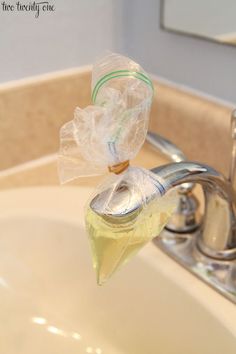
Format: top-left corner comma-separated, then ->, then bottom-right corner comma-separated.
153,229 -> 236,304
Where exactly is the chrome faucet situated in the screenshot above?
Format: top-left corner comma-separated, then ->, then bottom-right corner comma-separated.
147,131 -> 236,260
90,111 -> 236,303
148,111 -> 236,303
146,132 -> 201,233
151,161 -> 236,257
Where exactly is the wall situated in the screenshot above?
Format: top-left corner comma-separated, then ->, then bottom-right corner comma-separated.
0,0 -> 236,103
0,0 -> 123,82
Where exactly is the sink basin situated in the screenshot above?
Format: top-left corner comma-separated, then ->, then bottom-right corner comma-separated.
0,186 -> 235,354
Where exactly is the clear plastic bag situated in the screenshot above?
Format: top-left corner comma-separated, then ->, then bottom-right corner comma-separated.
58,52 -> 153,183
58,52 -> 178,285
85,167 -> 178,285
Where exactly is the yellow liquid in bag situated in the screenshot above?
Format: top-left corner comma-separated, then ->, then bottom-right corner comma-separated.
86,191 -> 178,285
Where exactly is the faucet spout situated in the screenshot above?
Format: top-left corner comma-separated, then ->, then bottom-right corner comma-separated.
152,162 -> 236,260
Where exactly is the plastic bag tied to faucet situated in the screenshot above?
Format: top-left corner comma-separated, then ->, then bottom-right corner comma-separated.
58,53 -> 178,285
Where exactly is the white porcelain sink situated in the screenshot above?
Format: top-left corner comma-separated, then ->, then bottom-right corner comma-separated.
0,186 -> 235,354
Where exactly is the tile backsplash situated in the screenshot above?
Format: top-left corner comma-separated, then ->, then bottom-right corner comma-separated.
0,67 -> 232,175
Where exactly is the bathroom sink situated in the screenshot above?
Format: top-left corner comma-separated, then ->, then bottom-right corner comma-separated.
0,186 -> 235,354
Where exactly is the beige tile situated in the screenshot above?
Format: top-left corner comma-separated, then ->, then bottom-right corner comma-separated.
0,68 -> 91,170
150,82 -> 232,174
0,67 -> 232,178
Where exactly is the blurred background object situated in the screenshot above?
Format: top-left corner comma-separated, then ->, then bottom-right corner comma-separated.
162,0 -> 236,45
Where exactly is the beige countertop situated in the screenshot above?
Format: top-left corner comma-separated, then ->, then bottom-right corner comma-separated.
0,143 -> 169,190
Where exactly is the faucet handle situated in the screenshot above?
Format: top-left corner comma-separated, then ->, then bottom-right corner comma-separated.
146,131 -> 201,233
146,131 -> 186,163
146,132 -> 193,193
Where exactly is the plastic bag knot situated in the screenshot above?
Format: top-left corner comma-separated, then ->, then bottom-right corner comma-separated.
108,160 -> 130,174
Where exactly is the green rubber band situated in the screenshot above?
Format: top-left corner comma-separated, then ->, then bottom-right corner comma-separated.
92,70 -> 153,103
94,70 -> 152,91
92,70 -> 153,102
